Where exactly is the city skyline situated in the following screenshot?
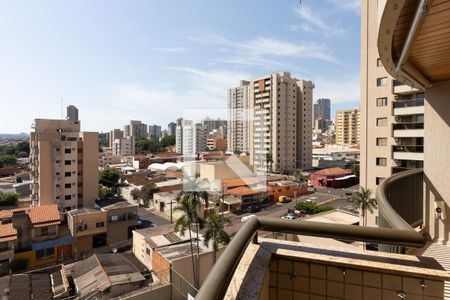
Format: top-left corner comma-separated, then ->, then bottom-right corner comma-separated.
0,0 -> 360,133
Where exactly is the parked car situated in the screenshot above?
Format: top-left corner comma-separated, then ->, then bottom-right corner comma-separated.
304,199 -> 315,204
278,196 -> 292,203
281,213 -> 295,220
345,191 -> 354,196
246,205 -> 261,213
241,214 -> 256,222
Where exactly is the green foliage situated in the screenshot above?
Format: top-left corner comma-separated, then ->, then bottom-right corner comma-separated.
0,154 -> 17,168
130,188 -> 141,200
295,201 -> 334,215
140,183 -> 157,205
98,185 -> 114,199
351,164 -> 360,178
293,169 -> 304,182
0,191 -> 19,206
204,212 -> 230,263
347,187 -> 376,217
10,259 -> 28,273
160,135 -> 175,148
99,168 -> 120,187
135,138 -> 163,154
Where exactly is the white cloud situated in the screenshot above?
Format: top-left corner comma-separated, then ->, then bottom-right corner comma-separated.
326,0 -> 360,14
295,6 -> 345,37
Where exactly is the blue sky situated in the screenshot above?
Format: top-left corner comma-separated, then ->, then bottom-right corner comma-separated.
0,0 -> 361,133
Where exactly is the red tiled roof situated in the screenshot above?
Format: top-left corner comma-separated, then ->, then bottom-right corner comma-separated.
313,167 -> 353,176
228,186 -> 261,196
28,204 -> 61,226
0,223 -> 17,241
0,208 -> 26,219
222,177 -> 259,189
157,184 -> 182,193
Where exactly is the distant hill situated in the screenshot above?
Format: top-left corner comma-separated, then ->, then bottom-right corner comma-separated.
0,133 -> 29,140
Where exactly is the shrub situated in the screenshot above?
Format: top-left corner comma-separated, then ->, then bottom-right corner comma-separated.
295,201 -> 334,215
0,191 -> 19,206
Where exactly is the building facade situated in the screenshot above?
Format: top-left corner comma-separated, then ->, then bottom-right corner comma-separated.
109,129 -> 123,148
249,72 -> 313,172
66,105 -> 79,121
335,108 -> 361,145
175,125 -> 183,154
148,125 -> 162,140
112,136 -> 135,156
313,98 -> 331,125
181,120 -> 206,156
167,122 -> 177,136
124,120 -> 147,139
227,80 -> 250,154
30,113 -> 99,211
361,0 -> 425,226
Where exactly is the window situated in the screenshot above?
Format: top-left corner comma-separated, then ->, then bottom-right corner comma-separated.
111,215 -> 119,222
377,58 -> 383,67
376,138 -> 387,146
41,227 -> 48,236
376,97 -> 388,107
65,172 -> 71,177
64,148 -> 71,154
376,157 -> 387,166
64,160 -> 71,165
65,195 -> 71,200
36,247 -> 55,260
376,177 -> 385,185
376,118 -> 388,126
65,183 -> 71,188
376,77 -> 388,86
96,222 -> 105,228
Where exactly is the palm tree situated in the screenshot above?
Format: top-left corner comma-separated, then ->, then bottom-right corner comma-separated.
176,179 -> 209,288
347,187 -> 376,249
174,198 -> 198,287
203,212 -> 231,264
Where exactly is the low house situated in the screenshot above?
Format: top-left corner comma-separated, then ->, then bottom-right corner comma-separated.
0,224 -> 17,275
267,180 -> 308,202
310,167 -> 356,188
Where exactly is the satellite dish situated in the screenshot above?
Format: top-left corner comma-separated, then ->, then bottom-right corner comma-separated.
112,248 -> 118,253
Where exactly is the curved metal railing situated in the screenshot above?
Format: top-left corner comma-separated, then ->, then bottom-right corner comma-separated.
376,168 -> 424,231
196,216 -> 425,300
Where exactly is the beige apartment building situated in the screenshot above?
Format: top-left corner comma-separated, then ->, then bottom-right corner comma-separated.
30,109 -> 99,212
248,71 -> 313,173
109,128 -> 123,147
335,108 -> 360,145
227,80 -> 251,154
112,136 -> 135,156
361,0 -> 425,227
124,120 -> 148,139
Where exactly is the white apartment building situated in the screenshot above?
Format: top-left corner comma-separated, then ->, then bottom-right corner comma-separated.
181,120 -> 206,157
112,136 -> 135,156
249,71 -> 313,173
30,109 -> 99,211
109,129 -> 123,147
175,125 -> 183,153
335,108 -> 361,145
227,80 -> 250,153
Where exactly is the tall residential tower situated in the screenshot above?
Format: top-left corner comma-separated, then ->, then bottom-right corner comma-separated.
227,80 -> 250,154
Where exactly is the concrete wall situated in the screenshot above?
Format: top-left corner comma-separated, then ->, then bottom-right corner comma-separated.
132,230 -> 152,270
423,80 -> 450,244
106,205 -> 138,245
81,132 -> 99,208
68,210 -> 107,237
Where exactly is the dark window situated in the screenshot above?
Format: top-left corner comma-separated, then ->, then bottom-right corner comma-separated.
376,177 -> 385,185
41,227 -> 48,236
376,97 -> 388,107
65,195 -> 71,200
376,157 -> 387,166
376,77 -> 388,86
65,172 -> 71,177
96,222 -> 105,228
65,183 -> 71,188
146,248 -> 151,255
64,148 -> 71,154
36,247 -> 55,260
376,118 -> 388,126
65,160 -> 71,165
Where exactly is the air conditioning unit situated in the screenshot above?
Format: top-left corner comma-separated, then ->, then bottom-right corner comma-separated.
435,200 -> 446,220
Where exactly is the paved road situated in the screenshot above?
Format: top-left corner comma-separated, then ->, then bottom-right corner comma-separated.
137,207 -> 171,227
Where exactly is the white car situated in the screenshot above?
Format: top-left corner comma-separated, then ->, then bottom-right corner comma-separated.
304,199 -> 316,204
241,214 -> 256,222
281,214 -> 295,220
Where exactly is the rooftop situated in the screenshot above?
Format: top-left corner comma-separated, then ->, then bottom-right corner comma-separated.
312,167 -> 353,176
0,204 -> 61,228
0,223 -> 17,242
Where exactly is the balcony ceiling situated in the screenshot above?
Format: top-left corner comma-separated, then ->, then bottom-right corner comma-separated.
378,0 -> 450,88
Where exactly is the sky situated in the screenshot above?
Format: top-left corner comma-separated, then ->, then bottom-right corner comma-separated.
0,0 -> 361,134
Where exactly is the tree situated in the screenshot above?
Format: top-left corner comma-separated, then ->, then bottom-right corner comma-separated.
0,191 -> 19,206
174,197 -> 199,288
347,187 -> 376,228
130,188 -> 141,200
16,142 -> 30,156
265,153 -> 273,172
0,155 -> 16,168
98,185 -> 113,199
175,180 -> 209,288
135,138 -> 163,154
99,168 -> 120,187
140,183 -> 157,206
295,201 -> 334,215
203,212 -> 230,264
160,135 -> 175,148
293,169 -> 304,182
351,164 -> 360,178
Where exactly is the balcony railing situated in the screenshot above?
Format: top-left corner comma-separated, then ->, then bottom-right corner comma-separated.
393,122 -> 424,130
196,216 -> 425,300
393,99 -> 424,108
392,145 -> 424,152
392,166 -> 411,174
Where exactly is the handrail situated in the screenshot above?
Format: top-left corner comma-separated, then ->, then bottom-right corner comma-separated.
393,122 -> 424,130
376,168 -> 423,231
196,216 -> 425,300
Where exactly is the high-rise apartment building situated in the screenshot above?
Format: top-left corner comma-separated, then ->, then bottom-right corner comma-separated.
181,120 -> 206,156
124,120 -> 147,139
335,108 -> 360,145
112,136 -> 135,156
30,107 -> 98,211
227,80 -> 250,154
148,125 -> 162,140
167,122 -> 177,136
109,129 -> 124,148
201,117 -> 227,135
361,0 -> 425,227
66,105 -> 79,121
313,98 -> 331,124
249,72 -> 313,172
175,124 -> 183,153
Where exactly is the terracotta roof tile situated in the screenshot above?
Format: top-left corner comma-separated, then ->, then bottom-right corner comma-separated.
221,177 -> 259,189
0,208 -> 26,219
0,223 -> 17,240
228,186 -> 261,196
313,167 -> 353,176
28,204 -> 61,226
